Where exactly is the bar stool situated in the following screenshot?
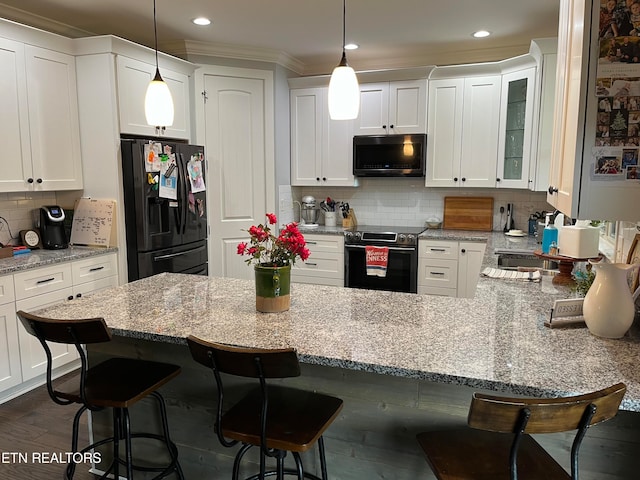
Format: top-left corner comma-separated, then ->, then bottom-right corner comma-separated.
16,310 -> 184,480
186,334 -> 344,480
416,382 -> 626,480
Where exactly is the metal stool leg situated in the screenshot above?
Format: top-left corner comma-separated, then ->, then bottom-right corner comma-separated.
233,443 -> 253,480
318,436 -> 328,480
292,452 -> 304,480
112,408 -> 122,480
151,391 -> 184,479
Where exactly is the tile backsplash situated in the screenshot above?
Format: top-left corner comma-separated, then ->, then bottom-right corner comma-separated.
0,191 -> 77,246
293,178 -> 554,231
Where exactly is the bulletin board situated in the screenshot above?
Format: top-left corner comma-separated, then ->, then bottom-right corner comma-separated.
70,198 -> 117,247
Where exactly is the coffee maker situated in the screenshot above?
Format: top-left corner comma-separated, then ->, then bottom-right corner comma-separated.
39,206 -> 68,249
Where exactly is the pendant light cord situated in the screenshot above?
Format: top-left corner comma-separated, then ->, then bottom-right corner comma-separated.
153,0 -> 159,69
342,0 -> 346,55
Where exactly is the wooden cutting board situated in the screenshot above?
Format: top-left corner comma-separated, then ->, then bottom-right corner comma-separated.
443,197 -> 494,231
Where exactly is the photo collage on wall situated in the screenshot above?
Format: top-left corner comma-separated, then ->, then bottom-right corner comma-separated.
595,0 -> 640,180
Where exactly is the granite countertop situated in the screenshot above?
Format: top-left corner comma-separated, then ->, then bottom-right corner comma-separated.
35,271 -> 640,412
0,246 -> 119,275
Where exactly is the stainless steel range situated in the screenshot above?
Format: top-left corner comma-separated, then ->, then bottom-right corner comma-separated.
344,225 -> 426,293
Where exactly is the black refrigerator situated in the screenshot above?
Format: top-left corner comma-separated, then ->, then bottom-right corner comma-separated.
121,137 -> 208,282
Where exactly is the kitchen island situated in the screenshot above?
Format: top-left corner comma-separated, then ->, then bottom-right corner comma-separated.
33,272 -> 640,479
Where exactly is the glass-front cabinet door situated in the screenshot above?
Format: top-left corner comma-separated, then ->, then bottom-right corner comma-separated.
496,67 -> 536,189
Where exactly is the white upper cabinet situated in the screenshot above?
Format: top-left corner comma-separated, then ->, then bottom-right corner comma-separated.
354,80 -> 427,135
290,87 -> 355,186
0,39 -> 82,192
117,56 -> 190,139
496,67 -> 536,189
548,1 -> 640,220
426,76 -> 501,188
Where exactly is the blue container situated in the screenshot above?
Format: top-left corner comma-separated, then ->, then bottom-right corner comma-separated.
541,224 -> 558,254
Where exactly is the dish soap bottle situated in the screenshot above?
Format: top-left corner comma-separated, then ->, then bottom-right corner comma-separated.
541,213 -> 558,254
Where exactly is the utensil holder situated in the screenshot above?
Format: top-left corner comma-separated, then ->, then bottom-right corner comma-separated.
324,211 -> 337,227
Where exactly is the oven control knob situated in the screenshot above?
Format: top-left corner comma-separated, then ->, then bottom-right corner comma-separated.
399,234 -> 407,243
345,232 -> 353,241
407,234 -> 415,243
354,232 -> 362,241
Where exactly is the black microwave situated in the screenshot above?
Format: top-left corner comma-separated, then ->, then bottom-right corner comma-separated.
353,134 -> 426,177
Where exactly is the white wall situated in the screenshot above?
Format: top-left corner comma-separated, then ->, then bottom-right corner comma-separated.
0,191 -> 64,245
294,179 -> 553,232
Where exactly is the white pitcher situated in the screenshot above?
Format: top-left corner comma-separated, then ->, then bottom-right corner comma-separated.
583,262 -> 639,339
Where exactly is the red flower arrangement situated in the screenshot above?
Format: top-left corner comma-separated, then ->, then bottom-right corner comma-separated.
237,213 -> 310,267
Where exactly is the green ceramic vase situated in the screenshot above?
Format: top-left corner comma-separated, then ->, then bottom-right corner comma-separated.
254,264 -> 291,312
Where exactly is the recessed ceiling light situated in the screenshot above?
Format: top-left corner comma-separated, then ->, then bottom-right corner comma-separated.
344,43 -> 359,50
472,30 -> 491,38
192,17 -> 211,26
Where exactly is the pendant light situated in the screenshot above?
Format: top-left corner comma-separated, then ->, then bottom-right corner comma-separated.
145,0 -> 174,127
328,0 -> 359,120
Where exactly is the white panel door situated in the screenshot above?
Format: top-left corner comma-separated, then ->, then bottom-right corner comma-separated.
323,95 -> 355,186
16,289 -> 78,382
25,45 -> 83,191
354,83 -> 389,135
426,78 -> 464,187
116,56 -> 191,140
389,80 -> 427,134
201,69 -> 274,279
0,38 -> 32,192
290,88 -> 322,186
460,76 -> 501,188
0,302 -> 21,393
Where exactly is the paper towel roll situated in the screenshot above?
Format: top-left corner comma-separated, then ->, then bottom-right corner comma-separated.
558,226 -> 600,258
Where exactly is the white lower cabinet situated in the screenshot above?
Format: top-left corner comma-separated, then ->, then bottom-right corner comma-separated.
417,239 -> 485,298
457,242 -> 486,298
0,252 -> 118,403
0,276 -> 20,392
291,234 -> 344,286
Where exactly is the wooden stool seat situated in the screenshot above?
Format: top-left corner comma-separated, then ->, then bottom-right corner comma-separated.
187,335 -> 343,480
417,428 -> 571,479
56,357 -> 181,408
222,385 -> 343,452
416,383 -> 626,480
16,310 -> 184,480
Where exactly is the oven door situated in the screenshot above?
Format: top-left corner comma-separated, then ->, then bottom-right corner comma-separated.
344,244 -> 418,293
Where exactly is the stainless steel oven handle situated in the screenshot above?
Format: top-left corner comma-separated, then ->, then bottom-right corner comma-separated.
345,245 -> 415,252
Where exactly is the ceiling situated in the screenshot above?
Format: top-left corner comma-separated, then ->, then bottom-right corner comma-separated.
0,0 -> 560,75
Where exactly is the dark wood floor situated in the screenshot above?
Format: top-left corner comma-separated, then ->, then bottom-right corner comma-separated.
0,372 -> 97,480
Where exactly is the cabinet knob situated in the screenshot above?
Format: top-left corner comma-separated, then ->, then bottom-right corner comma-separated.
36,178 -> 43,184
322,177 -> 327,181
316,177 -> 320,181
67,295 -> 73,301
461,248 -> 466,253
453,177 -> 458,182
27,178 -> 34,184
461,177 -> 466,182
76,293 -> 82,298
496,178 -> 501,182
548,186 -> 558,194
389,124 -> 394,129
382,125 -> 386,129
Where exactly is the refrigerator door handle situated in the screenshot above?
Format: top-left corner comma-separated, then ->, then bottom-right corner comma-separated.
178,153 -> 188,235
153,244 -> 206,261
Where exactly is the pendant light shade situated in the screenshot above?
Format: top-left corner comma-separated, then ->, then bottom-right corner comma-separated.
145,0 -> 174,127
328,0 -> 359,120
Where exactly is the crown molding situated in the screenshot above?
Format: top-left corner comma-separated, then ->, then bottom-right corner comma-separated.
165,40 -> 306,74
0,3 -> 94,39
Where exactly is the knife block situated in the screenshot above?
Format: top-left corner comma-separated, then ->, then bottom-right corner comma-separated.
0,246 -> 13,259
342,209 -> 357,228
